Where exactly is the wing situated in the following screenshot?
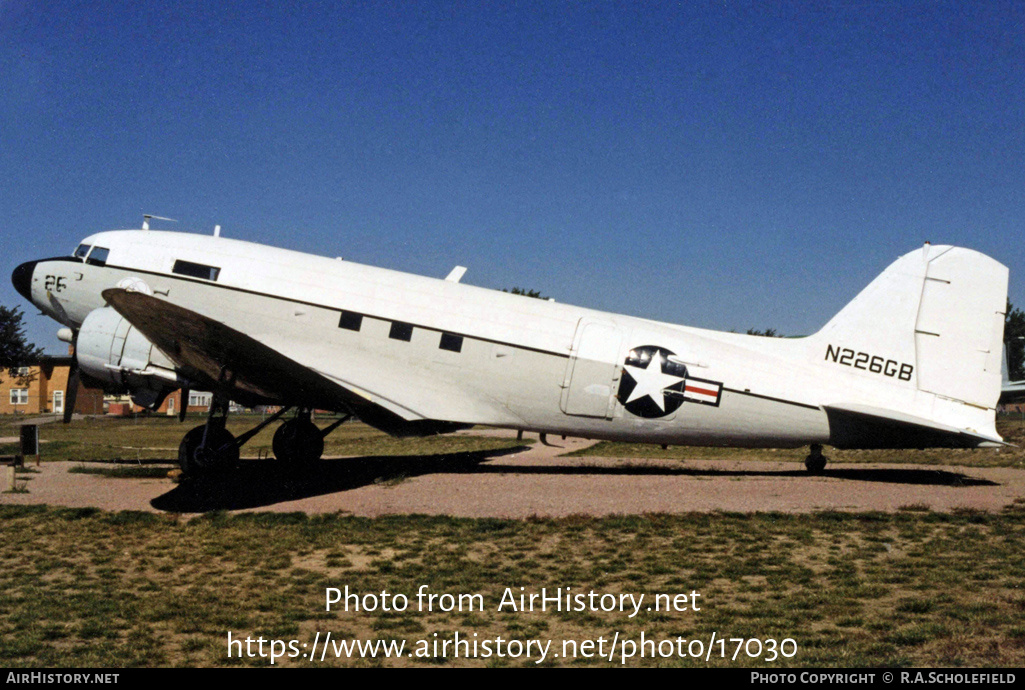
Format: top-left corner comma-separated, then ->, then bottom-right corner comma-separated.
101,288 -> 468,436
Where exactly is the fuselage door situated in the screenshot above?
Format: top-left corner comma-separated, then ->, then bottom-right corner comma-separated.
560,318 -> 623,418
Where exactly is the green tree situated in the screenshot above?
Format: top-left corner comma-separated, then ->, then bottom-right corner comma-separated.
1006,301 -> 1025,381
503,287 -> 549,300
0,306 -> 43,376
746,328 -> 782,337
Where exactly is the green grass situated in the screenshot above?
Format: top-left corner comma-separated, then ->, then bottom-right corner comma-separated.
0,415 -> 525,464
3,415 -> 1025,666
3,415 -> 1023,468
2,504 -> 1024,667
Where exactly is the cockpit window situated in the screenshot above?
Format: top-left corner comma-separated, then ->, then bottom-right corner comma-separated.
173,259 -> 220,282
74,244 -> 91,260
86,247 -> 109,266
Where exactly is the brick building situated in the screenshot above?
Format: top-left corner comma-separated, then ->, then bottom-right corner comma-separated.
0,357 -> 105,416
119,389 -> 213,416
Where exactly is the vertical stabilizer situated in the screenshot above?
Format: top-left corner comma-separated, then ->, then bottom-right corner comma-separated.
812,244 -> 1007,413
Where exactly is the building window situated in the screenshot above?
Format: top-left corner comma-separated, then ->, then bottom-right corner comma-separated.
189,392 -> 213,407
338,311 -> 363,331
14,366 -> 30,377
389,322 -> 414,342
439,333 -> 463,353
172,259 -> 220,281
9,389 -> 28,405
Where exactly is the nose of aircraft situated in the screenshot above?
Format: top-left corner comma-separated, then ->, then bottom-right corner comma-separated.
11,260 -> 38,302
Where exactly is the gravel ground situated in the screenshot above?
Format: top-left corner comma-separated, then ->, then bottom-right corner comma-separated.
3,433 -> 1024,516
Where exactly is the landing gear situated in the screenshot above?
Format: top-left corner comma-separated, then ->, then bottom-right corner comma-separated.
179,424 -> 239,475
174,382 -> 350,477
178,389 -> 239,475
272,410 -> 324,465
805,444 -> 827,474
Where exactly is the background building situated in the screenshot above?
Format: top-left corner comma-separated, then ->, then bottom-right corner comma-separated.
0,357 -> 104,416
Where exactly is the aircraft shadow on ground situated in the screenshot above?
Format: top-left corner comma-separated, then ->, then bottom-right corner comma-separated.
150,446 -> 528,513
149,447 -> 996,513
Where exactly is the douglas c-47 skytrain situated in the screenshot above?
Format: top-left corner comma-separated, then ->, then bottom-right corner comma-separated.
11,219 -> 1009,476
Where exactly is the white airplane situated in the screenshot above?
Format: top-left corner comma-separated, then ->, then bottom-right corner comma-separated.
11,221 -> 1009,476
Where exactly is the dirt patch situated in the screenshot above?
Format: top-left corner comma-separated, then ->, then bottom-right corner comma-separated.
3,433 -> 1024,516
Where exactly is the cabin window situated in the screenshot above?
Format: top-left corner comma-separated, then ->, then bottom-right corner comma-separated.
338,311 -> 363,331
173,259 -> 221,281
389,322 -> 414,342
439,333 -> 463,353
9,389 -> 28,405
86,247 -> 109,266
74,244 -> 91,260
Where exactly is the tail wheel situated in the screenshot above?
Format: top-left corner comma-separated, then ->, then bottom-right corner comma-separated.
804,444 -> 827,474
178,425 -> 239,475
272,418 -> 324,465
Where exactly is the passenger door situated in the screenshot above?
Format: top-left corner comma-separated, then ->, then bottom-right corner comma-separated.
560,318 -> 623,418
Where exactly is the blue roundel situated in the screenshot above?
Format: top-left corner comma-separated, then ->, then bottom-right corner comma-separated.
617,345 -> 688,418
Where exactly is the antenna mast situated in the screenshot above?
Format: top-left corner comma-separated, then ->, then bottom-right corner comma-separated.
142,214 -> 178,231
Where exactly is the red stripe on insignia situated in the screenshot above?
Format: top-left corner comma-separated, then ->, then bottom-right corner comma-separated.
685,384 -> 718,397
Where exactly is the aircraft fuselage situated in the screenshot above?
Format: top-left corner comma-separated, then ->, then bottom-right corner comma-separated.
12,229 -> 1007,452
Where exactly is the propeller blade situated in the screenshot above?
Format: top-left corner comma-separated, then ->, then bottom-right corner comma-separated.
179,388 -> 189,422
63,359 -> 79,424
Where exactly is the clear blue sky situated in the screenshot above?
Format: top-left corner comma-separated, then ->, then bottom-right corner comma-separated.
2,1 -> 1023,353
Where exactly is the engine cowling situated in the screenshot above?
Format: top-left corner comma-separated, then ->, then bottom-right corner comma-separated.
76,306 -> 183,409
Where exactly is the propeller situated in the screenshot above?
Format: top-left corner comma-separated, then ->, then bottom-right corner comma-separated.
179,387 -> 189,422
59,327 -> 79,424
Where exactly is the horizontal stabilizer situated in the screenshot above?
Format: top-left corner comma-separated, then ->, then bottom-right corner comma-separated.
823,403 -> 1008,449
1000,382 -> 1025,405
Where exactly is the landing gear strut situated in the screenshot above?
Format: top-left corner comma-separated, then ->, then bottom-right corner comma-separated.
804,444 -> 827,474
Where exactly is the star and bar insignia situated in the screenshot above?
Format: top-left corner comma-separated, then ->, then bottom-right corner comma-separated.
617,345 -> 722,418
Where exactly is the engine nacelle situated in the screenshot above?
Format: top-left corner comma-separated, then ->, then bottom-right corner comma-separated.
76,306 -> 184,409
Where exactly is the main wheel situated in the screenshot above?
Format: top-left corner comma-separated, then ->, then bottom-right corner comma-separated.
272,418 -> 324,465
178,425 -> 239,476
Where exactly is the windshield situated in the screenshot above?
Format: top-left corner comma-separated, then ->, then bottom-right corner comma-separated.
86,247 -> 109,266
74,244 -> 91,259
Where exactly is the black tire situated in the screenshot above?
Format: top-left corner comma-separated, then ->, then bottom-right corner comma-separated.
178,425 -> 239,475
804,454 -> 827,474
272,419 -> 324,466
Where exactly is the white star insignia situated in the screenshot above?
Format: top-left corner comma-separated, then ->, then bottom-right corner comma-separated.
623,350 -> 685,411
